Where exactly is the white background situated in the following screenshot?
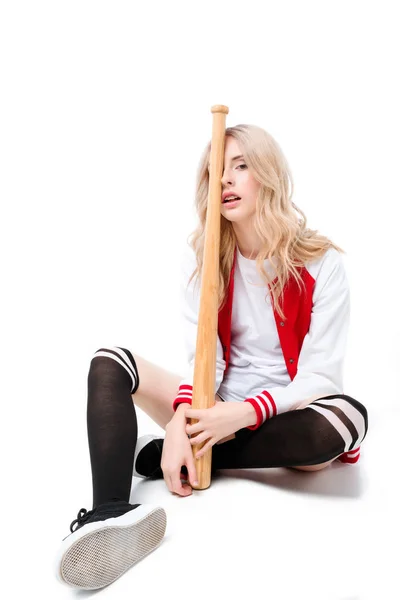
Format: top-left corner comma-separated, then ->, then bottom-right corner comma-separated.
1,1 -> 399,598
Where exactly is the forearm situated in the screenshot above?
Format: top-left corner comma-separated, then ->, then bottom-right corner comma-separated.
169,402 -> 188,424
217,403 -> 258,443
174,397 -> 258,433
239,401 -> 258,429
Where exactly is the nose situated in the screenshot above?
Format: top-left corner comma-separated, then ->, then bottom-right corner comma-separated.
221,168 -> 233,188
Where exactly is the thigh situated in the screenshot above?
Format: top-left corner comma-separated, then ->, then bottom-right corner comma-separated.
131,354 -> 226,431
130,353 -> 183,430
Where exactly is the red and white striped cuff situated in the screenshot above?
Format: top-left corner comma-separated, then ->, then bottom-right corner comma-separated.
337,447 -> 361,464
172,383 -> 193,412
244,391 -> 277,430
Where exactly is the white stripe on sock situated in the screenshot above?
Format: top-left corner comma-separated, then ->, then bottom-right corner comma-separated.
313,398 -> 365,446
308,404 -> 354,452
92,350 -> 137,392
111,346 -> 138,380
346,449 -> 360,456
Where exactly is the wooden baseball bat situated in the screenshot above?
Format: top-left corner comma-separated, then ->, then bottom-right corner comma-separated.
190,104 -> 229,490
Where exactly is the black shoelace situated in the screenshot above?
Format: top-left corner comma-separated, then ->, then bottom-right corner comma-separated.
70,508 -> 95,533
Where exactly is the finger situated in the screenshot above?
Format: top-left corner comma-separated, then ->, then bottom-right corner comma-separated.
164,471 -> 180,494
171,472 -> 191,496
184,408 -> 204,420
185,422 -> 203,435
164,474 -> 173,493
186,454 -> 199,488
180,483 -> 193,496
169,473 -> 182,495
190,431 -> 211,446
195,438 -> 215,459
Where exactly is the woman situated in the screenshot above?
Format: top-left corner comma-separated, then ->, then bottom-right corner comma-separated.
55,124 -> 368,590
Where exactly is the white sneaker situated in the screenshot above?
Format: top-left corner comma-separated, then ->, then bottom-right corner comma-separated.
55,500 -> 167,590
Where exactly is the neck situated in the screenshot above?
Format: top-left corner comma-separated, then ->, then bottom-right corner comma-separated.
233,223 -> 264,260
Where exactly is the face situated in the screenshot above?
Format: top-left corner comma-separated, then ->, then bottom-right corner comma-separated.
217,136 -> 261,223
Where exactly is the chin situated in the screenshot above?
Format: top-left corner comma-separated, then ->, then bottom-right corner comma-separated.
222,215 -> 241,223
222,212 -> 247,223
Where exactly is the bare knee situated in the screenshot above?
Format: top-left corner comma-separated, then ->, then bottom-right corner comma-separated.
289,458 -> 337,471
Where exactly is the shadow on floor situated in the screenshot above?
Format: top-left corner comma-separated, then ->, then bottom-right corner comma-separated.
213,461 -> 367,498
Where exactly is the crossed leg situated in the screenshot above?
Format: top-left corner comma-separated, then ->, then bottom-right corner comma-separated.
129,351 -> 344,470
289,394 -> 338,471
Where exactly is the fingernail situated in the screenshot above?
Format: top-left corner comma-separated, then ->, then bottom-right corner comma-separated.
194,481 -> 198,486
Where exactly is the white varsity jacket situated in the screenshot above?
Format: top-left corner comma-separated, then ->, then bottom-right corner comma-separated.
173,242 -> 351,433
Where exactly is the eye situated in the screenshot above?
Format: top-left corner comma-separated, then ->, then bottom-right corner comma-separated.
237,163 -> 247,170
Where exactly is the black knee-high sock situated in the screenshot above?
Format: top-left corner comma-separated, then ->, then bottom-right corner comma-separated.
212,394 -> 368,470
87,346 -> 140,508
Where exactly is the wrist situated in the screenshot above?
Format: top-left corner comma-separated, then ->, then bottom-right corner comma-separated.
241,401 -> 258,428
175,402 -> 188,415
166,405 -> 187,432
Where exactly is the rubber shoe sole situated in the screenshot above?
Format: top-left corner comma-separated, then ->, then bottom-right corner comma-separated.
55,504 -> 167,590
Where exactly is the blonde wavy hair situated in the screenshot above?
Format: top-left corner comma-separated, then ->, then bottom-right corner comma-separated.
187,124 -> 344,319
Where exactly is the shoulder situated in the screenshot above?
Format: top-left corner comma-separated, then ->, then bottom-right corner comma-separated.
304,248 -> 349,305
305,247 -> 347,283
